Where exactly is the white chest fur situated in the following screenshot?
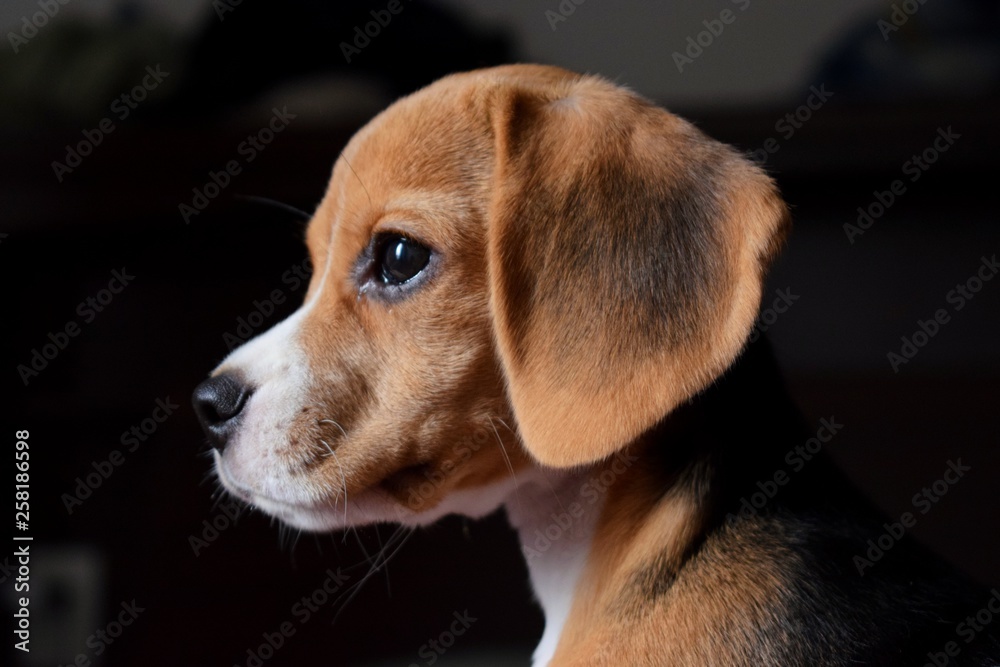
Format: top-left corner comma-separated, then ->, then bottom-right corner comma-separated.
504,468 -> 604,666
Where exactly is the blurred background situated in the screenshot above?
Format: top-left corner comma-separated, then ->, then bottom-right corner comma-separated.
3,0 -> 999,665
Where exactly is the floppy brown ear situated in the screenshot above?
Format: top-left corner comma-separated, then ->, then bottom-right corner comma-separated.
484,71 -> 790,468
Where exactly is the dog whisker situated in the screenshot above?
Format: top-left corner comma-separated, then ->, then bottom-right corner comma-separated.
209,486 -> 235,513
235,194 -> 312,221
330,524 -> 415,625
494,417 -> 514,433
351,528 -> 378,567
350,525 -> 394,593
277,523 -> 304,557
489,415 -> 523,515
318,418 -> 349,440
320,439 -> 350,527
371,524 -> 393,595
339,152 -> 373,208
318,439 -> 335,457
495,416 -> 568,514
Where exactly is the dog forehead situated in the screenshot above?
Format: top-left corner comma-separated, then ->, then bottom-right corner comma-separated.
327,64 -> 602,197
301,74 -> 513,303
335,80 -> 490,194
306,65 -> 672,260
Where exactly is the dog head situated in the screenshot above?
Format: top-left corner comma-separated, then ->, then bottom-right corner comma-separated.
193,65 -> 789,531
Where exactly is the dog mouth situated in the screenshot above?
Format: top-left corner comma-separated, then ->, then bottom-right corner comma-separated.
213,457 -> 252,502
213,447 -> 407,531
214,455 -> 341,529
213,454 -> 317,514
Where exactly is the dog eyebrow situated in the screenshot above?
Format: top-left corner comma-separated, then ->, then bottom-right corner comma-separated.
339,151 -> 373,209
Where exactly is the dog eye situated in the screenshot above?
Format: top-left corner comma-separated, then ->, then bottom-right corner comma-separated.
377,235 -> 431,285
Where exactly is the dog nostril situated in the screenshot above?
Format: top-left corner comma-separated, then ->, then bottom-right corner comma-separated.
192,373 -> 251,451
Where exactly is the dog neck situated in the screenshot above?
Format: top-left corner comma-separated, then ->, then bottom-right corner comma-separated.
504,466 -> 608,666
502,338 -> 809,665
506,444 -> 708,666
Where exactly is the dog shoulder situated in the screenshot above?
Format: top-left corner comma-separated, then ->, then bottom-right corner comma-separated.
643,509 -> 1000,665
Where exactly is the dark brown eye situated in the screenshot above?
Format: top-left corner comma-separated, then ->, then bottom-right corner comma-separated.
377,235 -> 431,285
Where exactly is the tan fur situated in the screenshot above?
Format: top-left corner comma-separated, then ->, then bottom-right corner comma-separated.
546,455 -> 799,665
230,65 -> 790,662
252,64 -> 786,505
483,68 -> 789,467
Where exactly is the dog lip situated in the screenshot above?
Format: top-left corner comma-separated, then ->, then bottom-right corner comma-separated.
215,454 -> 336,515
214,458 -> 253,500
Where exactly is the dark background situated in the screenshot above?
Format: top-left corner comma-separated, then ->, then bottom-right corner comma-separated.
3,1 -> 999,665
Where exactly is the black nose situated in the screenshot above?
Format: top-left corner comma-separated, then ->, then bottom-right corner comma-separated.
192,373 -> 251,451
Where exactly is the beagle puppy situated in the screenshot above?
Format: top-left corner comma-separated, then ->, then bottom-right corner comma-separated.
194,65 -> 1000,665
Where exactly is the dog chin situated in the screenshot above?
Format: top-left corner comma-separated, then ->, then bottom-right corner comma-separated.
213,455 -> 332,529
214,452 -> 522,533
214,453 -> 431,531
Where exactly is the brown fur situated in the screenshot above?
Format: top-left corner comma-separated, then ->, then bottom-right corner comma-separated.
215,65 -> 812,662
284,65 -> 790,662
278,65 -> 787,502
205,64 -> 1000,665
544,453 -> 801,665
483,68 -> 789,466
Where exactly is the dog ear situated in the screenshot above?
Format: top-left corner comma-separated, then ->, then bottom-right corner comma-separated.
485,73 -> 790,468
